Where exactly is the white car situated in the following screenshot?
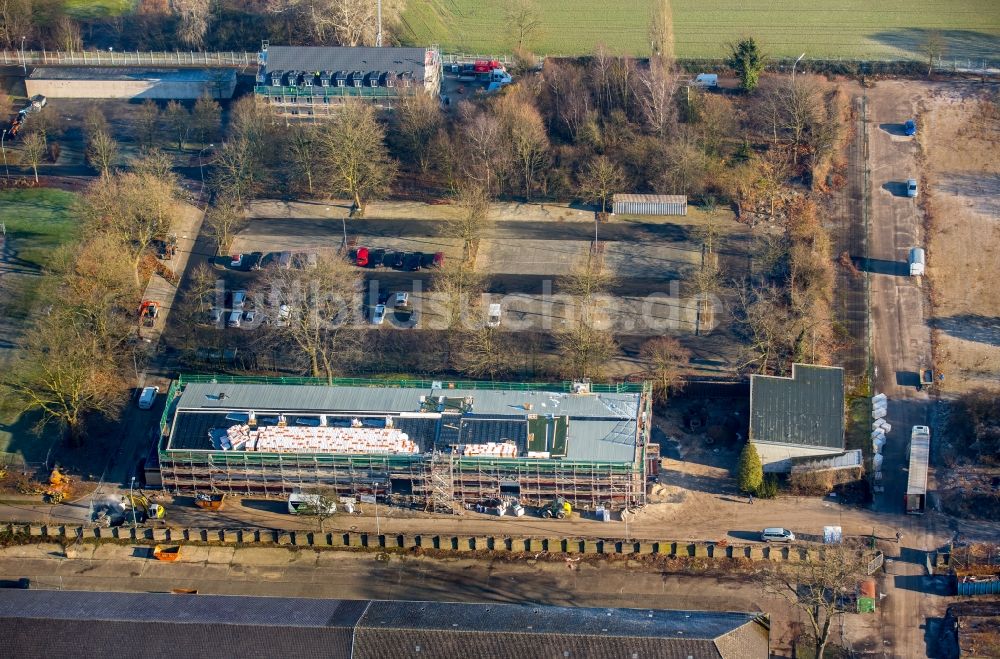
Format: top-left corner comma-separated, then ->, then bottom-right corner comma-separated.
486,303 -> 502,328
906,179 -> 918,198
394,291 -> 410,308
227,310 -> 242,328
276,304 -> 291,327
371,304 -> 386,325
137,386 -> 159,410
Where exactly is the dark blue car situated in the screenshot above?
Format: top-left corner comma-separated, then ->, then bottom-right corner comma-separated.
903,119 -> 917,136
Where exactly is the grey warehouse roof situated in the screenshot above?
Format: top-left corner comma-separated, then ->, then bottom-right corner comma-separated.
749,363 -> 845,449
262,45 -> 428,78
172,382 -> 641,462
2,591 -> 769,659
28,67 -> 236,82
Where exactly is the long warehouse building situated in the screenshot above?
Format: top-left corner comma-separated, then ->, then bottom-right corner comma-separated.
153,376 -> 652,511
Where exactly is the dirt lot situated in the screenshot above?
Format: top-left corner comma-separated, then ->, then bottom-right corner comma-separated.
919,83 -> 1000,393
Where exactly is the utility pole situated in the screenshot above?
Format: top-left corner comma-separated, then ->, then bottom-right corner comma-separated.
1,129 -> 8,179
129,477 -> 138,528
376,0 -> 383,47
20,36 -> 27,75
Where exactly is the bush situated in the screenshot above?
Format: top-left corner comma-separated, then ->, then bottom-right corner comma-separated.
737,442 -> 763,494
758,475 -> 779,499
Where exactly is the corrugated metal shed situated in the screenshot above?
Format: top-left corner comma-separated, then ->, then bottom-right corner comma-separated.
750,364 -> 845,450
263,46 -> 428,81
612,194 -> 688,216
1,591 -> 769,659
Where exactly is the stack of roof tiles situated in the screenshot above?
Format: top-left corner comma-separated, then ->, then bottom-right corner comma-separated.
456,441 -> 518,457
225,425 -> 418,454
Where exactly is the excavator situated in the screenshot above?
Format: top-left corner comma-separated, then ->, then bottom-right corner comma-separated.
540,497 -> 572,519
44,468 -> 72,504
121,492 -> 165,523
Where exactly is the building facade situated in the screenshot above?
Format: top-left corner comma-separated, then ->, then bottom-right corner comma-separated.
153,376 -> 651,511
254,44 -> 441,116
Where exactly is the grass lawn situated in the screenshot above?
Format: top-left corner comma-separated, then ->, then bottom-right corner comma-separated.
400,0 -> 1000,59
0,188 -> 81,468
63,0 -> 134,19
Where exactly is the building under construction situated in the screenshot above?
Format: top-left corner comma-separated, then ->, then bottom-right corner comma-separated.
154,376 -> 652,512
254,44 -> 441,116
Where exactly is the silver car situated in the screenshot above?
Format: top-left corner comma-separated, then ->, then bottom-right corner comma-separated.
906,178 -> 918,198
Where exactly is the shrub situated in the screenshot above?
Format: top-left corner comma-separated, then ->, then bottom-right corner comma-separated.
758,475 -> 779,498
737,442 -> 764,494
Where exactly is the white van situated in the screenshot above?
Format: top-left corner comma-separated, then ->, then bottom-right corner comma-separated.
288,491 -> 336,515
137,386 -> 159,410
486,303 -> 502,328
761,527 -> 795,543
908,247 -> 925,276
691,73 -> 718,88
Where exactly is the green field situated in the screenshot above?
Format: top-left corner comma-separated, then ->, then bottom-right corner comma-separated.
400,0 -> 1000,60
63,0 -> 134,19
0,188 -> 81,465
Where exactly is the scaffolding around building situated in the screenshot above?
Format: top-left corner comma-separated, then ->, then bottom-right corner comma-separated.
156,376 -> 651,511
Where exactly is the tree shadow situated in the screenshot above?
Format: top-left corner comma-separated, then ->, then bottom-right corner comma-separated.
895,370 -> 921,388
935,172 -> 1000,216
869,28 -> 1000,61
241,498 -> 288,514
929,314 -> 1000,346
881,181 -> 911,197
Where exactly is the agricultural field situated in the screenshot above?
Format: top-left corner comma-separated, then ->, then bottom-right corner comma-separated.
63,0 -> 135,19
399,0 -> 1000,60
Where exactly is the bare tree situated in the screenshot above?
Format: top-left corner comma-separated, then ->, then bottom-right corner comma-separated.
134,100 -> 161,151
85,130 -> 118,177
211,136 -> 266,209
558,251 -> 616,300
300,487 -> 340,533
173,0 -> 212,48
431,259 -> 487,334
759,545 -> 869,658
541,60 -> 591,142
185,263 -> 219,314
396,92 -> 444,173
640,336 -> 690,402
286,124 -> 320,196
648,0 -> 675,62
457,103 -> 510,194
920,30 -> 947,76
257,252 -> 366,382
50,15 -> 82,51
21,132 -> 46,182
164,100 -> 190,151
577,156 -> 625,213
638,56 -> 678,137
205,202 -> 247,256
733,282 -> 795,375
448,181 -> 492,261
130,148 -> 178,188
1,307 -> 127,444
191,93 -> 222,145
495,90 -> 550,200
459,322 -> 513,380
505,0 -> 541,50
0,0 -> 33,50
318,101 -> 396,214
556,323 -> 618,380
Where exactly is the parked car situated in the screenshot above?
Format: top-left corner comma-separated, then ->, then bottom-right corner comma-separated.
371,304 -> 387,325
306,252 -> 318,269
243,309 -> 259,325
231,290 -> 247,311
691,73 -> 718,88
208,307 -> 224,324
903,119 -> 917,136
391,251 -> 405,269
419,252 -> 444,269
227,310 -> 242,328
277,251 -> 293,269
760,528 -> 795,542
243,252 -> 263,271
402,253 -> 421,271
356,246 -> 370,267
369,248 -> 386,268
394,292 -> 410,308
137,386 -> 159,410
276,304 -> 291,327
906,178 -> 918,198
486,303 -> 502,328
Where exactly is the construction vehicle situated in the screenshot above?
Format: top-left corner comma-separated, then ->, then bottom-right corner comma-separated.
194,492 -> 226,511
44,468 -> 72,504
540,497 -> 572,519
122,492 -> 165,523
140,300 -> 160,328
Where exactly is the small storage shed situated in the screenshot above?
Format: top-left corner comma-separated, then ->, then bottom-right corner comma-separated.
612,194 -> 687,216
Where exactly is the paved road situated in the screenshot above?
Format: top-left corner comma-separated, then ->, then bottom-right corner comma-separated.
865,83 -> 939,659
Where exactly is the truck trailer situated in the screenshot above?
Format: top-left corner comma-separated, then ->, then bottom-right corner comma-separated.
905,425 -> 931,514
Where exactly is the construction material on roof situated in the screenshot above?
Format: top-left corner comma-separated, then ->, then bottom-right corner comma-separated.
224,425 -> 418,455
612,194 -> 687,216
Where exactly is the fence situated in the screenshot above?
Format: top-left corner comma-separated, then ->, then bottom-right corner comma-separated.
0,50 -> 256,69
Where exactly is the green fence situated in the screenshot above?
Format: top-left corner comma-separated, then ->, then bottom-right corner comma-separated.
177,373 -> 647,394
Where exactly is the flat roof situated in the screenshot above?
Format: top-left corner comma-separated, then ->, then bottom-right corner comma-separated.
168,381 -> 641,462
28,67 -> 236,82
262,46 -> 429,78
749,364 -> 844,450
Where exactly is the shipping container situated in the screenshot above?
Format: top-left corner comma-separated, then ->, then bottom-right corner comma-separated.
612,194 -> 687,216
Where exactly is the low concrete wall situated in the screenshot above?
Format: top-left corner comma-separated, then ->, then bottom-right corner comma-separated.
25,73 -> 236,99
3,523 -> 822,563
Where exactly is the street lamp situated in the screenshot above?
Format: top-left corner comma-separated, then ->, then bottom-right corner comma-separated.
792,52 -> 805,82
199,143 -> 214,193
20,36 -> 26,75
129,477 -> 138,528
1,129 -> 9,179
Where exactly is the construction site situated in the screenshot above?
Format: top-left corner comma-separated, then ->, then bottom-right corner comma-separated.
154,376 -> 652,512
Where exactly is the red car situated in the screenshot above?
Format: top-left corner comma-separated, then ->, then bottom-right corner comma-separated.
355,247 -> 369,267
